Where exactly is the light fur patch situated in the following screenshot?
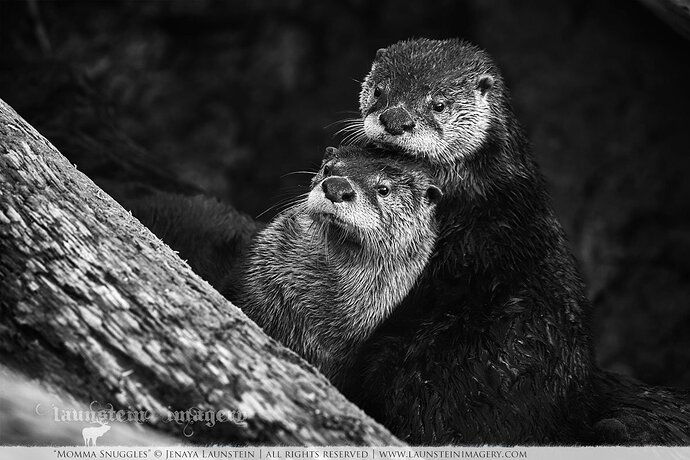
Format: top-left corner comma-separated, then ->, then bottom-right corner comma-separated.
364,91 -> 492,165
305,179 -> 379,231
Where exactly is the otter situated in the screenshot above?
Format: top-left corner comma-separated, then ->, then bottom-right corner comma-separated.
235,146 -> 442,383
117,146 -> 441,385
345,38 -> 690,446
335,38 -> 597,444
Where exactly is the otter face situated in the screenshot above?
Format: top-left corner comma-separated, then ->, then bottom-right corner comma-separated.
305,146 -> 442,246
359,39 -> 501,165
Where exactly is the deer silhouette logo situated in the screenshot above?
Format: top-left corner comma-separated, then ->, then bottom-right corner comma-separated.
82,419 -> 111,446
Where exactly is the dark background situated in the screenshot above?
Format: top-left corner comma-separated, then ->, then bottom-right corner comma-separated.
1,0 -> 689,389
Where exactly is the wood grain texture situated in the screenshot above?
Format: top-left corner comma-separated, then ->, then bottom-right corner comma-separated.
0,98 -> 403,446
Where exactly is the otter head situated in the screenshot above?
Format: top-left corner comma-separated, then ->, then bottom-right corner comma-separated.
360,38 -> 504,165
305,146 -> 442,250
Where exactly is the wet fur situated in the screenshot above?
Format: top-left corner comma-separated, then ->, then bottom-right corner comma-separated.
344,38 -> 690,445
342,38 -> 597,445
235,147 -> 440,384
590,371 -> 690,445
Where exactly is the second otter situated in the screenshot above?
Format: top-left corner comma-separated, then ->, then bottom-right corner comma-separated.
236,146 -> 442,383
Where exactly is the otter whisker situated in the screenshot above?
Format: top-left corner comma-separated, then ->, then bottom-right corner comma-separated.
333,125 -> 363,137
330,117 -> 363,127
273,194 -> 311,213
341,127 -> 367,145
255,193 -> 310,220
342,131 -> 368,146
272,186 -> 311,196
281,170 -> 318,178
325,117 -> 364,131
334,128 -> 362,140
264,193 -> 309,208
332,120 -> 365,137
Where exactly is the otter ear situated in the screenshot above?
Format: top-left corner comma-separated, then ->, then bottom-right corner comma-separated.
375,48 -> 387,61
477,74 -> 494,96
324,146 -> 338,160
425,185 -> 443,204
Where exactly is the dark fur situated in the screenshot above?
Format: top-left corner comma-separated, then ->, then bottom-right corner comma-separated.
122,191 -> 260,290
341,38 -> 690,445
589,372 -> 690,445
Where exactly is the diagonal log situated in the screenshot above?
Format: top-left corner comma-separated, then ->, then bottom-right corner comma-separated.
0,98 -> 403,446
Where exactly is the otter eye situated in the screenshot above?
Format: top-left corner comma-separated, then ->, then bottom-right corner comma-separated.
323,165 -> 332,176
432,101 -> 445,112
376,185 -> 390,197
373,86 -> 382,98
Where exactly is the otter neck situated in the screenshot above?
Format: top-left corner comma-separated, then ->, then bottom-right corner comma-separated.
431,109 -> 557,279
303,216 -> 430,330
299,215 -> 432,377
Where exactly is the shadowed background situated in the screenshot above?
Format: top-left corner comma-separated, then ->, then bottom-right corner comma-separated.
1,0 -> 689,389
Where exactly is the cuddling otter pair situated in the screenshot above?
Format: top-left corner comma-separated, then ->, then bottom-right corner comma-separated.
236,39 -> 510,387
132,39 -> 690,445
238,38 -> 595,444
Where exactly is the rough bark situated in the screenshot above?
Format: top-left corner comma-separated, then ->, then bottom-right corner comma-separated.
0,98 -> 403,446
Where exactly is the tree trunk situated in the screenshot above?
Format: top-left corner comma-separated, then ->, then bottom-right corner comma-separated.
0,98 -> 403,446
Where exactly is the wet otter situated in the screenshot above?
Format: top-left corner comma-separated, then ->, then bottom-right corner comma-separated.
348,38 -> 690,446
117,146 -> 441,385
236,146 -> 442,383
339,38 -> 597,444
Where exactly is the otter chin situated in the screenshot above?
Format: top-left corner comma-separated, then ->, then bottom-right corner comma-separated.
235,145 -> 442,384
307,211 -> 359,240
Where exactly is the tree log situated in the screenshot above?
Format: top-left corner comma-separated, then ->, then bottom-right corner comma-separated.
0,98 -> 403,446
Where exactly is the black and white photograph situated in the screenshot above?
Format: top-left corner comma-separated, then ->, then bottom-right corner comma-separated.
1,0 -> 689,456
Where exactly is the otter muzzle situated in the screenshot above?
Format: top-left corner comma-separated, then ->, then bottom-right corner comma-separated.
379,107 -> 415,135
322,177 -> 355,203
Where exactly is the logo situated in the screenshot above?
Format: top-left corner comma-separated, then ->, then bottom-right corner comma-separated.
81,420 -> 111,447
34,401 -> 246,445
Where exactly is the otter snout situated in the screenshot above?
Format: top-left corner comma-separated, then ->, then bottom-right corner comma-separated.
322,177 -> 355,203
379,107 -> 415,135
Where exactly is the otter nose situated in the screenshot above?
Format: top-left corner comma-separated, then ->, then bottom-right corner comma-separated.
379,107 -> 415,135
322,177 -> 355,203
